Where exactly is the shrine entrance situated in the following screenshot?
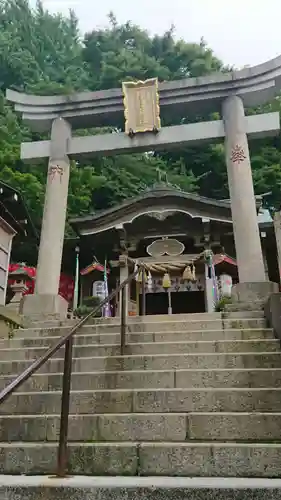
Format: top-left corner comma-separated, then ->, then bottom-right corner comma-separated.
8,58 -> 281,318
143,293 -> 168,316
137,252 -> 207,316
171,291 -> 205,314
141,290 -> 206,316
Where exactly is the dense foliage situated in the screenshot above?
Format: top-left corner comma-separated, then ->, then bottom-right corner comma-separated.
0,0 -> 281,233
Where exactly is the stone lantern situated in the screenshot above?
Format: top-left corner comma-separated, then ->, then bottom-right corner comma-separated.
7,265 -> 33,314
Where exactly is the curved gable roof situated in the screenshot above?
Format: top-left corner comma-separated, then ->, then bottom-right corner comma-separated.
70,186 -> 233,236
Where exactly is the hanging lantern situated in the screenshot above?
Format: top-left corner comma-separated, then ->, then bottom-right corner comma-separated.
136,267 -> 147,283
136,270 -> 142,282
162,272 -> 171,289
134,262 -> 141,282
136,266 -> 143,282
147,271 -> 153,292
191,264 -> 196,282
182,265 -> 193,281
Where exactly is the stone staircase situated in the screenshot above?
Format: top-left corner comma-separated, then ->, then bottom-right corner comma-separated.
1,310 -> 281,494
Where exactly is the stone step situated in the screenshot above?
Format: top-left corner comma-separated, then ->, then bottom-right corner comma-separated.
225,300 -> 264,312
3,477 -> 281,500
1,412 -> 281,443
1,441 -> 281,476
1,367 -> 281,392
14,317 -> 266,337
0,351 -> 280,375
21,313 -> 222,331
29,312 -> 222,326
1,339 -> 279,361
222,319 -> 266,330
1,387 -> 281,414
3,327 -> 275,347
18,314 -> 222,333
223,311 -> 265,318
128,313 -> 223,321
21,311 -> 264,329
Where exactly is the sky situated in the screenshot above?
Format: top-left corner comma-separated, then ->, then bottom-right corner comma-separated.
38,0 -> 281,68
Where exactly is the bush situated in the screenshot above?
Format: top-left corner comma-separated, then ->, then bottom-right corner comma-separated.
74,296 -> 102,318
83,296 -> 102,308
215,295 -> 232,312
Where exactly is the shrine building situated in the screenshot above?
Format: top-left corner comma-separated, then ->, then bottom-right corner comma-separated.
68,184 -> 279,316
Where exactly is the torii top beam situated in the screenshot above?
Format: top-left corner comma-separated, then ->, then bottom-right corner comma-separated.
6,55 -> 281,132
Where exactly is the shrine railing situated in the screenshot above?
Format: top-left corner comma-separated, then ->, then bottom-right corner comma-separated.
0,261 -> 147,477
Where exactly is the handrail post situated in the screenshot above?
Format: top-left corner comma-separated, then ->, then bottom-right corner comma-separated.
120,286 -> 126,355
141,268 -> 146,316
57,335 -> 74,477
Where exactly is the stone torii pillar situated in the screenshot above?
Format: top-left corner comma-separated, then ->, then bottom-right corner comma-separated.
273,211 -> 281,283
22,117 -> 71,319
222,96 -> 278,302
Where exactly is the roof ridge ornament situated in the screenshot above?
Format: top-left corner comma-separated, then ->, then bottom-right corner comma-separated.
148,168 -> 182,192
155,167 -> 170,187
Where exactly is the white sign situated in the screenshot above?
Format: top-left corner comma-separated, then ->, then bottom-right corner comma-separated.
92,280 -> 106,300
219,274 -> 232,297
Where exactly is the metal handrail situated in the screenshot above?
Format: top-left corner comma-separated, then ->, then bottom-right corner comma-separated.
0,261 -> 147,477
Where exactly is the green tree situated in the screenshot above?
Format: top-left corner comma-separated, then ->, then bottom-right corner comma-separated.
83,18 -> 224,90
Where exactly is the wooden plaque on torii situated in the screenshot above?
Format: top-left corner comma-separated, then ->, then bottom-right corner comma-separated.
122,77 -> 161,135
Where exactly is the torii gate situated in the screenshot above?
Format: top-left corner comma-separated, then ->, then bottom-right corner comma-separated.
7,57 -> 281,318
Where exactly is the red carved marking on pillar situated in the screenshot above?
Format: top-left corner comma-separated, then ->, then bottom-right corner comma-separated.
230,145 -> 246,165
